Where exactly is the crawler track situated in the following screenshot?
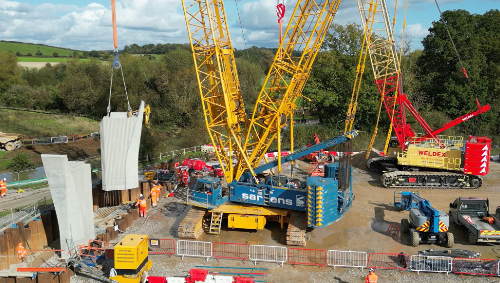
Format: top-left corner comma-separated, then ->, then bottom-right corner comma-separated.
286,212 -> 307,246
381,171 -> 482,189
177,207 -> 206,239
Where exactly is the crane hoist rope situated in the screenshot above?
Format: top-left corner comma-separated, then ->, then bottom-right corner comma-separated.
107,0 -> 132,116
433,0 -> 473,88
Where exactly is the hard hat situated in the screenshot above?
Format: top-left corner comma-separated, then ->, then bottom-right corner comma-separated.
140,194 -> 143,197
3,178 -> 5,181
369,268 -> 374,273
154,180 -> 158,184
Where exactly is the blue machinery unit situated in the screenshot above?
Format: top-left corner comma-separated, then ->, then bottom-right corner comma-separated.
181,131 -> 358,245
394,191 -> 454,248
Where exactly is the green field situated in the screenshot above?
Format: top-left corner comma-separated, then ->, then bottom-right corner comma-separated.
0,109 -> 100,137
0,41 -> 82,57
17,57 -> 92,63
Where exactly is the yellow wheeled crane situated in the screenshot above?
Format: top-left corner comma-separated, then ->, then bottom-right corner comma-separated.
180,0 -> 355,246
354,0 -> 491,188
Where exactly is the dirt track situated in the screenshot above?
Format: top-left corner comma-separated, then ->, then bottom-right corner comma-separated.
9,139 -> 101,166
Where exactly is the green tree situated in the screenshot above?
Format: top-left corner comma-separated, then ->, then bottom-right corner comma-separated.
27,52 -> 32,56
73,51 -> 79,58
53,52 -> 59,57
0,50 -> 24,93
15,51 -> 21,56
89,50 -> 100,58
417,9 -> 500,139
304,23 -> 379,131
8,152 -> 36,172
36,48 -> 42,57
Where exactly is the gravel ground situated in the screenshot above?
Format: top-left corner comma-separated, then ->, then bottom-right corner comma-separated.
64,157 -> 500,282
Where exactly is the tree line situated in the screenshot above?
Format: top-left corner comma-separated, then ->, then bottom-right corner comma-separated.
0,9 -> 498,157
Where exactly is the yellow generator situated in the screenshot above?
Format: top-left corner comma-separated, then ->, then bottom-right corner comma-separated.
109,234 -> 152,283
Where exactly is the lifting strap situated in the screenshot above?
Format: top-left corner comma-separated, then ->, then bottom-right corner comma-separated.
107,0 -> 131,116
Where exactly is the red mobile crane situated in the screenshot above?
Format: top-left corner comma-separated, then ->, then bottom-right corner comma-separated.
356,0 -> 491,189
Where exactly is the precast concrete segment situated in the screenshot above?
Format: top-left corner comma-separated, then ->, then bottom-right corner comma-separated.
100,101 -> 144,191
71,161 -> 95,242
41,154 -> 95,259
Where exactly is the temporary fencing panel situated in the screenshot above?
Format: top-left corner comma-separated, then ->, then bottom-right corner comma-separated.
249,245 -> 287,267
408,255 -> 453,274
176,240 -> 212,261
50,136 -> 69,144
367,253 -> 408,270
288,248 -> 326,269
327,250 -> 367,270
149,239 -> 175,257
213,242 -> 249,262
453,257 -> 497,277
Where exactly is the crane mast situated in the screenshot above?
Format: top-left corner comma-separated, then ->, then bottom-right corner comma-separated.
239,0 -> 343,178
182,0 -> 253,183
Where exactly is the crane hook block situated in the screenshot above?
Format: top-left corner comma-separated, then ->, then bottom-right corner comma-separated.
276,3 -> 285,21
112,52 -> 121,69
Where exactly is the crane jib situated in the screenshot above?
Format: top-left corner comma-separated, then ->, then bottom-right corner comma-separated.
252,130 -> 358,176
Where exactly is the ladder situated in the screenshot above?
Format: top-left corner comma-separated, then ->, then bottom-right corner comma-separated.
208,210 -> 223,234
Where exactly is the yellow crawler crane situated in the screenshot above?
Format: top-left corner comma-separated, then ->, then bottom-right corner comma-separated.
180,0 -> 352,246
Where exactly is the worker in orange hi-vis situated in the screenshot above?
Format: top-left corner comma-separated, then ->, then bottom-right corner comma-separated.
17,242 -> 27,260
0,178 -> 7,198
153,180 -> 161,202
365,268 -> 378,283
135,194 -> 147,217
150,185 -> 157,207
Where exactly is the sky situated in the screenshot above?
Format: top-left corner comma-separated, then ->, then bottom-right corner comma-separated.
0,0 -> 497,51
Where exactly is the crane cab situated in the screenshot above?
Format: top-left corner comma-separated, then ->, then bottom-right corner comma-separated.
188,177 -> 228,208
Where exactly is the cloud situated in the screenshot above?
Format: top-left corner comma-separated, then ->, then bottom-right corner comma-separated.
0,0 -> 432,51
405,23 -> 429,39
0,0 -> 187,50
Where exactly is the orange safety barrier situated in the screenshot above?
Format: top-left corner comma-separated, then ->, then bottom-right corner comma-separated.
453,257 -> 497,277
213,242 -> 249,262
149,239 -> 175,257
288,247 -> 326,269
367,252 -> 408,270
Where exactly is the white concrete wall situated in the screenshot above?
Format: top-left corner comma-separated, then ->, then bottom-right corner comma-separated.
41,155 -> 94,259
100,101 -> 144,191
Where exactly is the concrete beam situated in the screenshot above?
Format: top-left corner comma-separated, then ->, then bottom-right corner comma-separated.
100,101 -> 144,191
41,155 -> 94,259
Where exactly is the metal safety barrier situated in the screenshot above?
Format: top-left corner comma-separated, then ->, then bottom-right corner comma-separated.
288,247 -> 326,269
176,240 -> 212,261
249,245 -> 287,267
149,239 -> 175,257
409,255 -> 453,274
367,252 -> 408,270
453,257 -> 497,277
213,242 -> 249,262
327,250 -> 367,270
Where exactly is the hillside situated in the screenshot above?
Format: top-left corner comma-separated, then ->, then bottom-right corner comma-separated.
0,108 -> 100,138
0,41 -> 82,57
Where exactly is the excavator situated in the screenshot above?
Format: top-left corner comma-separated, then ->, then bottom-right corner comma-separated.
355,0 -> 491,189
179,0 -> 356,246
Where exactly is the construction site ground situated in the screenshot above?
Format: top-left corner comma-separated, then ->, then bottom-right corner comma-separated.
72,152 -> 500,283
